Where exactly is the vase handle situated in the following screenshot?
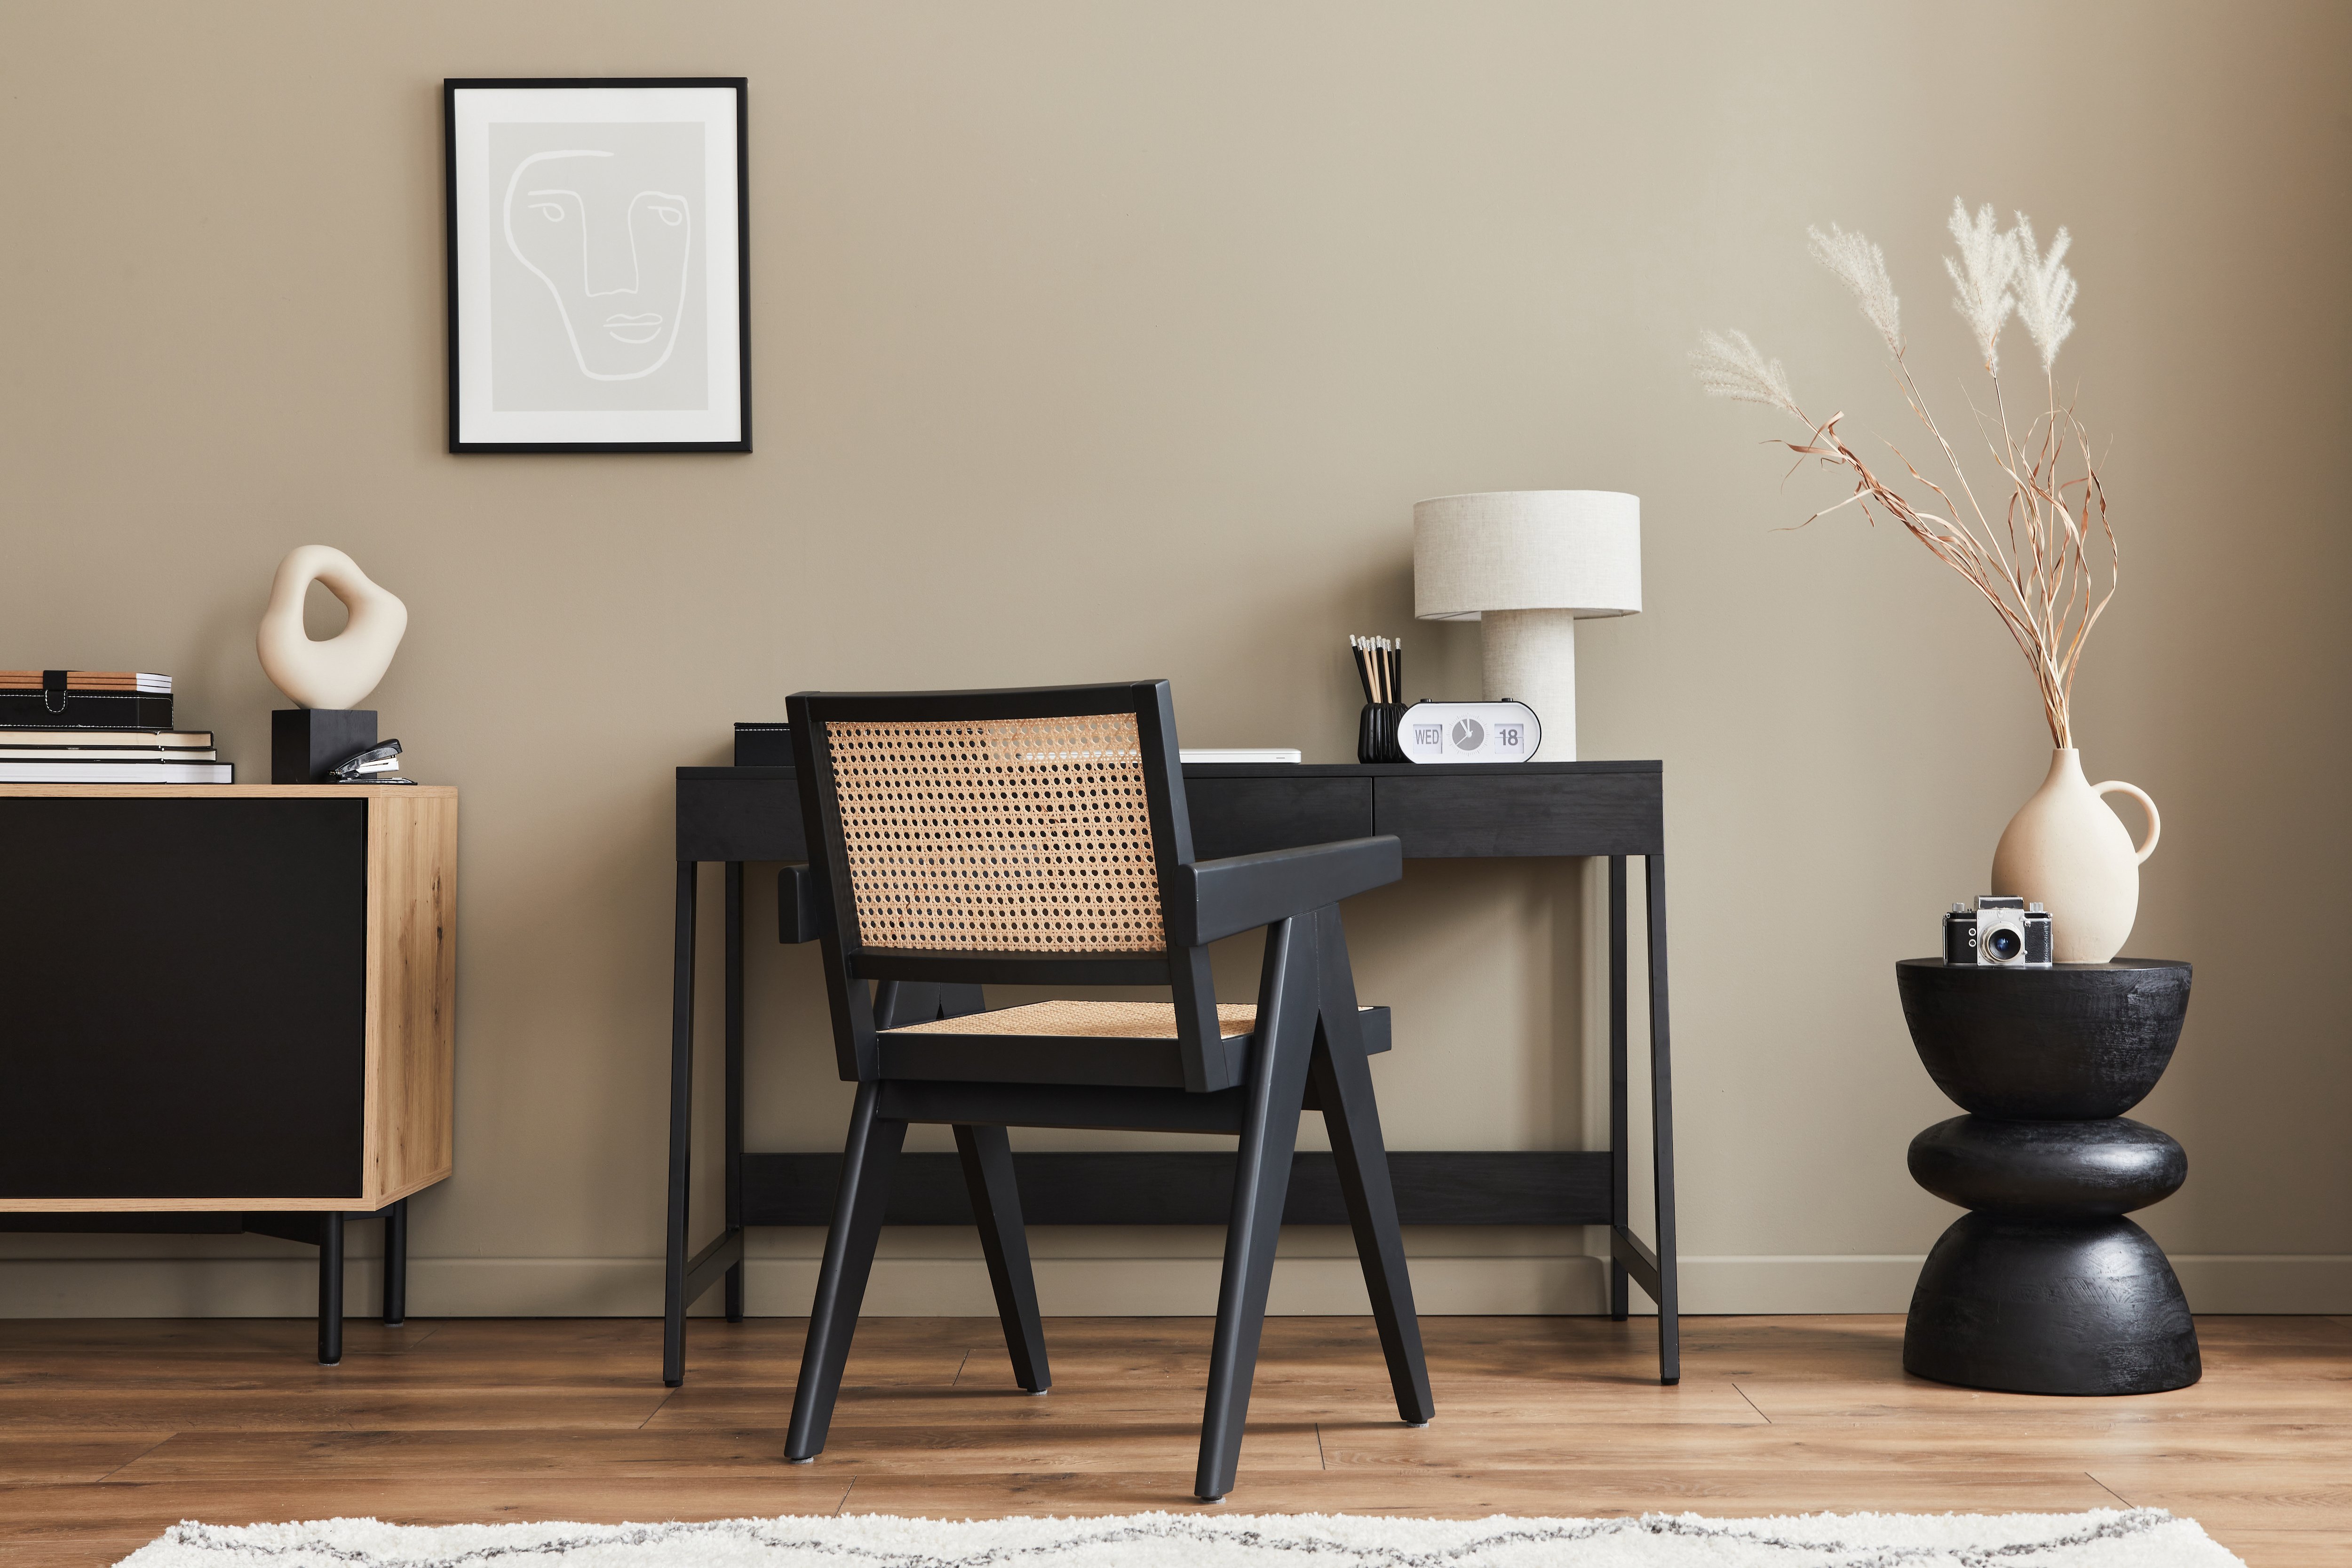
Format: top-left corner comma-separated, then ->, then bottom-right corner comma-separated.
2095,780 -> 2161,865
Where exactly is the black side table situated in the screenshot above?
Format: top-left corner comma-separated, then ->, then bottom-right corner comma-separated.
1896,958 -> 2200,1395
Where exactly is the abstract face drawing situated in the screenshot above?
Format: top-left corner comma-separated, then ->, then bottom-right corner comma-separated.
502,149 -> 692,381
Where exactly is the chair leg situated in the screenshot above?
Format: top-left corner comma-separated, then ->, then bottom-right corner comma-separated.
784,1082 -> 906,1461
954,1123 -> 1050,1393
1309,907 -> 1434,1425
1195,914 -> 1319,1503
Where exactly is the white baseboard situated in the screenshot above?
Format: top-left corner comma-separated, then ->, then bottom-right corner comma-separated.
0,1251 -> 2345,1318
2167,1255 -> 2352,1313
1653,1253 -> 2352,1314
1674,1255 -> 1928,1314
0,1255 -> 1614,1319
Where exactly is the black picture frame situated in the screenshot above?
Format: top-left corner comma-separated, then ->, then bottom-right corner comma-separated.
444,78 -> 751,454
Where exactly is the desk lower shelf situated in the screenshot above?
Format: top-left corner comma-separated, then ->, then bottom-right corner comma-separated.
677,1150 -> 1670,1333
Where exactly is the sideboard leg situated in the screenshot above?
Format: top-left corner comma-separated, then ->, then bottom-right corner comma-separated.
1645,853 -> 1681,1385
381,1199 -> 407,1326
1608,855 -> 1630,1322
663,860 -> 699,1388
723,861 -> 747,1324
317,1212 -> 345,1366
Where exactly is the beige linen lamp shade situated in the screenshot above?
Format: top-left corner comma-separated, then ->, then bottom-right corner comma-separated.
1413,491 -> 1641,761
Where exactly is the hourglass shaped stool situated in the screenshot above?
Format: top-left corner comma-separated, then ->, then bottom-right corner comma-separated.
1897,958 -> 2199,1396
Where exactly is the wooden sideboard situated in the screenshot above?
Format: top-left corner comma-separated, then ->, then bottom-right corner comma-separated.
0,785 -> 457,1362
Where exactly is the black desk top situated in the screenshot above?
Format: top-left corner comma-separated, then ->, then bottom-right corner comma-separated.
679,761 -> 1660,780
677,760 -> 1664,864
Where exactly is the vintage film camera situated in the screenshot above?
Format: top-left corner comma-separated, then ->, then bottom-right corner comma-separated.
1943,895 -> 2053,967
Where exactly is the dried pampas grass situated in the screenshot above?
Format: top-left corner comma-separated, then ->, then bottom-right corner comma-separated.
1692,198 -> 2110,749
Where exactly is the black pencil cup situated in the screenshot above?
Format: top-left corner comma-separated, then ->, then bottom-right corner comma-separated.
1357,703 -> 1408,764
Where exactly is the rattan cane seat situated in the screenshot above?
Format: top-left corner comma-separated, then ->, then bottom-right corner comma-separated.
887,1000 -> 1257,1040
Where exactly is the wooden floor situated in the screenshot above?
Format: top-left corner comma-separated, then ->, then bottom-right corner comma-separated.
1,1314 -> 2347,1566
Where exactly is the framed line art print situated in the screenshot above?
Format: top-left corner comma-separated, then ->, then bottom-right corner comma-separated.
445,79 -> 749,453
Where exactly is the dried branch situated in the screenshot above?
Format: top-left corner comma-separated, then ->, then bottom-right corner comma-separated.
1694,199 -> 2116,748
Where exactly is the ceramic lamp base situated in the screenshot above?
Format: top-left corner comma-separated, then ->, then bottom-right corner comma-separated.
1480,608 -> 1577,761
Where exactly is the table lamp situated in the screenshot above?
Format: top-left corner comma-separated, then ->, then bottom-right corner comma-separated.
1413,490 -> 1641,762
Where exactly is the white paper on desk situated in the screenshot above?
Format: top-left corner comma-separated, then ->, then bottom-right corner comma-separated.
1178,749 -> 1303,764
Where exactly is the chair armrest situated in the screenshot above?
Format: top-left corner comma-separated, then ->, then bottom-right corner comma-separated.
1168,836 -> 1403,947
779,863 -> 834,944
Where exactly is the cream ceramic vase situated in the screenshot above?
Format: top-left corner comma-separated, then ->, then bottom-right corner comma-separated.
1990,749 -> 2160,964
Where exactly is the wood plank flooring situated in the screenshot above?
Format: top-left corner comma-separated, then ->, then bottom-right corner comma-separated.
0,1314 -> 2345,1567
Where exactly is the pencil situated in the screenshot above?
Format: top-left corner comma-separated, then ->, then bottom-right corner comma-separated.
1351,633 -> 1406,706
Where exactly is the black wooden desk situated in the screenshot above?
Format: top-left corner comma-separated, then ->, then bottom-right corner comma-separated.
665,761 -> 1678,1385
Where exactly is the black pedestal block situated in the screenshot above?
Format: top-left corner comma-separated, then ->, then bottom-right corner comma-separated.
1904,1214 -> 2200,1395
272,709 -> 378,785
1896,959 -> 2197,1396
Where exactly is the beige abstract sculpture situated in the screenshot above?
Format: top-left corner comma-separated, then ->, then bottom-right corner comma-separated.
257,546 -> 409,710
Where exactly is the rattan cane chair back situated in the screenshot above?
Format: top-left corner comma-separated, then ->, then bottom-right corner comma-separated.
823,711 -> 1167,955
791,684 -> 1193,961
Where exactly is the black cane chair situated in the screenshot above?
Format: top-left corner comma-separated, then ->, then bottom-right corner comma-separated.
780,680 -> 1433,1501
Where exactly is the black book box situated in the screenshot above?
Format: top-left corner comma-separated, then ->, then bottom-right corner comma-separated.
0,691 -> 175,731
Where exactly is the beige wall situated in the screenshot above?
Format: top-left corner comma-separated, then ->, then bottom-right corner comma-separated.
3,0 -> 2345,1319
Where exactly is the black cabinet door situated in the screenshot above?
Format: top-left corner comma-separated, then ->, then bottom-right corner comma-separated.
0,798 -> 369,1199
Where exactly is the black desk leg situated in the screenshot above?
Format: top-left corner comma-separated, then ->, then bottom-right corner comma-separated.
382,1199 -> 407,1326
1645,853 -> 1681,1385
724,862 -> 746,1323
662,860 -> 699,1388
1607,855 -> 1630,1322
318,1212 -> 344,1366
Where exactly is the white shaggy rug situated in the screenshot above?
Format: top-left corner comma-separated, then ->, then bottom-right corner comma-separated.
117,1508 -> 2242,1568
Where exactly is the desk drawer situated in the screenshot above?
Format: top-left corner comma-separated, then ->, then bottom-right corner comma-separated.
1374,771 -> 1661,858
1186,777 -> 1373,860
678,773 -> 805,862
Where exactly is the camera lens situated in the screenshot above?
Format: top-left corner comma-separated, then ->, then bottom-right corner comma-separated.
1986,927 -> 2024,961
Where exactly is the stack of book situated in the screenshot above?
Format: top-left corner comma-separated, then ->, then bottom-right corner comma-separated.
0,671 -> 231,782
